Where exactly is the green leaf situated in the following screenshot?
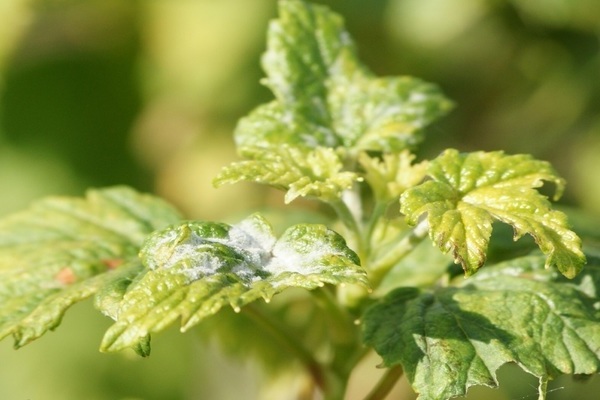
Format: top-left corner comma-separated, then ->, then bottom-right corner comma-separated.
234,0 -> 452,154
363,255 -> 600,400
400,149 -> 585,277
100,213 -> 367,352
359,150 -> 428,203
214,145 -> 360,203
0,187 -> 182,348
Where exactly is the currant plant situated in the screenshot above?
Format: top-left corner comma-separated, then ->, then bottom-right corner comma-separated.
1,1 -> 598,399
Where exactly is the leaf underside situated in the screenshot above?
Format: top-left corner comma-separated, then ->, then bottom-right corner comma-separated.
0,187 -> 182,348
100,213 -> 367,352
363,255 -> 600,400
401,149 -> 585,277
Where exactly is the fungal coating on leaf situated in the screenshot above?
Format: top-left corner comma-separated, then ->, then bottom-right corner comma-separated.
230,0 -> 453,159
139,214 -> 361,285
100,213 -> 367,352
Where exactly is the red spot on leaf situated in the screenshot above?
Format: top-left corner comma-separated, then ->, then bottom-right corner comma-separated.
55,267 -> 76,285
102,259 -> 123,269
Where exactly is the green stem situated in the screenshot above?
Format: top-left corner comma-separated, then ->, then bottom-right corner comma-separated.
332,198 -> 361,232
331,197 -> 365,257
312,287 -> 362,398
537,376 -> 548,400
364,365 -> 404,400
313,287 -> 357,343
242,303 -> 327,392
369,219 -> 429,288
365,201 -> 390,246
313,290 -> 387,398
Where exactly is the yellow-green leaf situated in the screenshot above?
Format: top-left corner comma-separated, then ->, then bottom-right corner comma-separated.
0,187 -> 182,348
100,213 -> 367,352
234,0 -> 452,154
400,149 -> 585,277
214,145 -> 360,204
359,151 -> 428,203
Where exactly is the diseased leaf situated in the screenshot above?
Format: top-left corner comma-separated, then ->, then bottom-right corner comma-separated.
363,255 -> 600,400
400,149 -> 585,277
0,187 -> 182,348
214,145 -> 360,203
100,213 -> 367,352
234,0 -> 452,154
359,151 -> 428,203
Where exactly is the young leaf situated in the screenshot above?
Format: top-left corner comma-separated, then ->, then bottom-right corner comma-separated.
100,213 -> 367,352
214,145 -> 360,203
363,255 -> 600,400
358,151 -> 428,203
0,187 -> 182,348
400,149 -> 585,277
234,0 -> 452,155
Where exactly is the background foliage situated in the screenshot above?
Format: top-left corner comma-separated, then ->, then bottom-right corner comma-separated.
0,0 -> 599,399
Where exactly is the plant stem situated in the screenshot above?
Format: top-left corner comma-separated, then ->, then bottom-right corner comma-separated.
537,376 -> 548,400
369,219 -> 429,288
242,303 -> 327,392
313,287 -> 357,343
364,365 -> 404,400
331,197 -> 365,257
364,201 -> 389,246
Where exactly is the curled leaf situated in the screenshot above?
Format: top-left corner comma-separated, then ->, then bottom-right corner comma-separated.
100,214 -> 367,352
214,145 -> 361,204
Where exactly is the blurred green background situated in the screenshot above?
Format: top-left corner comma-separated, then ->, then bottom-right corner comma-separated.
0,0 -> 599,399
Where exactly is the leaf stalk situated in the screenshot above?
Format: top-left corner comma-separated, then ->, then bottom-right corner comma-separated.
242,303 -> 327,392
364,364 -> 404,400
369,219 -> 429,288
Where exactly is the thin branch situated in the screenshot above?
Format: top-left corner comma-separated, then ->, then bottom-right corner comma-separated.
312,286 -> 357,343
331,197 -> 365,257
242,303 -> 327,391
364,201 -> 390,246
368,219 -> 429,288
364,365 -> 404,400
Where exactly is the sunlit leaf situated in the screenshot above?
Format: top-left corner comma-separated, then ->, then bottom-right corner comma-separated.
234,0 -> 452,154
359,150 -> 428,203
214,145 -> 360,204
100,213 -> 367,352
0,187 -> 182,348
400,149 -> 585,277
363,255 -> 600,400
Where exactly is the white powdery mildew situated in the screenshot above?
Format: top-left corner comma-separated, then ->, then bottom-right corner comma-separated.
148,227 -> 229,279
265,239 -> 331,276
145,228 -> 185,270
180,217 -> 278,285
181,252 -> 225,282
153,217 -> 343,288
226,217 -> 276,266
219,221 -> 339,286
408,91 -> 426,103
